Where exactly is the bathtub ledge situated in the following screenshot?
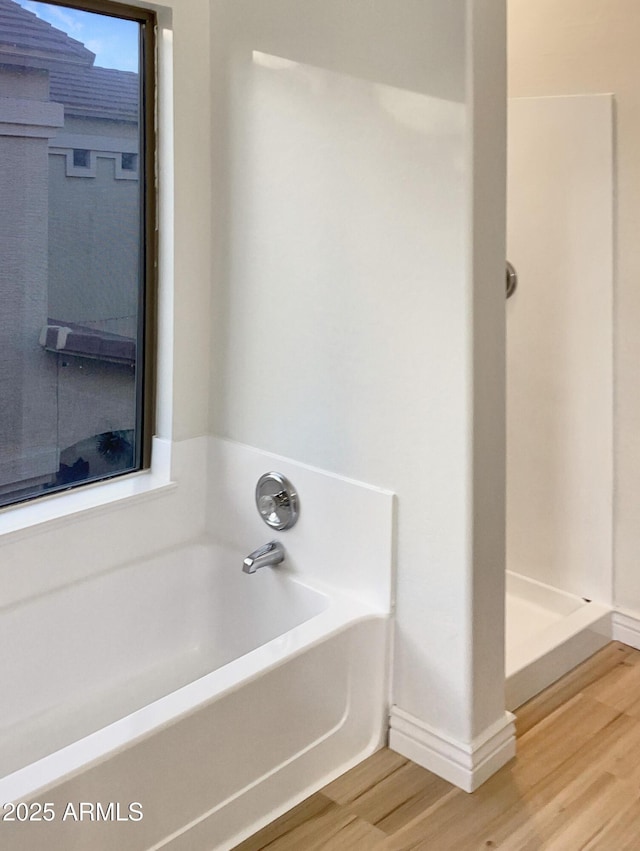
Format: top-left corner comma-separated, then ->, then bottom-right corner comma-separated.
0,437 -> 175,544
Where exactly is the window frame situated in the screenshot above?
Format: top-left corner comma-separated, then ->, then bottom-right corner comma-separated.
2,0 -> 158,511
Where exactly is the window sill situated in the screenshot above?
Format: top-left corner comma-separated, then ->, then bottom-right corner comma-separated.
0,437 -> 176,543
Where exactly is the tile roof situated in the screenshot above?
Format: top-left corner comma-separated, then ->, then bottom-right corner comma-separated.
50,65 -> 139,122
0,0 -> 95,67
0,0 -> 139,123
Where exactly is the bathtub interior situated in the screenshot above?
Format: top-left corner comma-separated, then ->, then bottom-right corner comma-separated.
0,542 -> 329,780
0,573 -> 388,851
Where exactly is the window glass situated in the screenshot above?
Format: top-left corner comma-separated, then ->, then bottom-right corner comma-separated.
0,0 -> 153,508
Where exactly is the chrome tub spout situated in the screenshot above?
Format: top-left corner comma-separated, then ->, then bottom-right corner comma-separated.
242,540 -> 285,574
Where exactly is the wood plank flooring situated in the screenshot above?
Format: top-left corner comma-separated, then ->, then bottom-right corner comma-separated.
234,641 -> 640,850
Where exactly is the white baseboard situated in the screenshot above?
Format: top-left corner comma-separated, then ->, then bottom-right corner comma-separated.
612,610 -> 640,650
388,707 -> 516,792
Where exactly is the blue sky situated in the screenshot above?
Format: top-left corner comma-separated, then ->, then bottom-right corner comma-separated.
16,0 -> 139,71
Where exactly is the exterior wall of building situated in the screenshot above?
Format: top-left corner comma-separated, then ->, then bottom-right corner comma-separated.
48,126 -> 140,339
0,65 -> 63,491
45,112 -> 141,454
0,6 -> 141,490
56,356 -> 136,451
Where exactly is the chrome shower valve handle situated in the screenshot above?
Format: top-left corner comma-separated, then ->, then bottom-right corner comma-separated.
255,472 -> 299,530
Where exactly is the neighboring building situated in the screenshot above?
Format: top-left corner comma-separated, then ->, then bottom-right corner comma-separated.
0,0 -> 139,500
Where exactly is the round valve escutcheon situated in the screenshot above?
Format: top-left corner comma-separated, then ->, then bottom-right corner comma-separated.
255,472 -> 299,530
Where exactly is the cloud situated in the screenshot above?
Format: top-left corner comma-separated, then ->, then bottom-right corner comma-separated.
17,1 -> 83,33
14,1 -> 139,71
18,1 -> 43,16
83,38 -> 103,55
85,37 -> 138,72
43,4 -> 84,33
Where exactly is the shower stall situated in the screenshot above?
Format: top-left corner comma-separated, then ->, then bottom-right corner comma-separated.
505,93 -> 614,708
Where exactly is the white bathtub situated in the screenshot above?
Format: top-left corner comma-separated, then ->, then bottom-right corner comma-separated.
0,542 -> 389,851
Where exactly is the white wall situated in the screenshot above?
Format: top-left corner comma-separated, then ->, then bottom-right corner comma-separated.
158,0 -> 212,442
508,0 -> 640,614
506,94 -> 613,604
208,0 -> 510,776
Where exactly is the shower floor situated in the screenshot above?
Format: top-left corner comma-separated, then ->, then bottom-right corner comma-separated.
505,571 -> 611,709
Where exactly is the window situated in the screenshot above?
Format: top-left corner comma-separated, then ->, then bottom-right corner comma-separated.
72,148 -> 91,168
121,152 -> 138,172
0,0 -> 156,509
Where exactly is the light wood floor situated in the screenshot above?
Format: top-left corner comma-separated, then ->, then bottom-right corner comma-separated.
234,641 -> 640,850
